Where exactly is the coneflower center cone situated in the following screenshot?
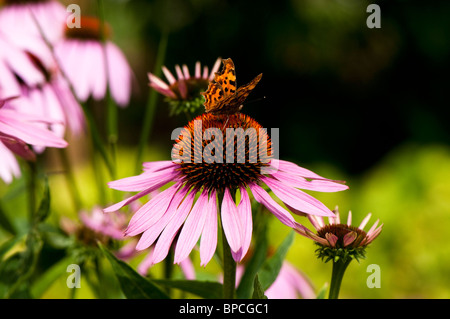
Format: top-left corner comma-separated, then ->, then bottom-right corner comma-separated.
172,113 -> 272,193
64,16 -> 111,40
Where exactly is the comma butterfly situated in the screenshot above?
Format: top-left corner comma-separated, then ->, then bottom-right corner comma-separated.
201,58 -> 263,115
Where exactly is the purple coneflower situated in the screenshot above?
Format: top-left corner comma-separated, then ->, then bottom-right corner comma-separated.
0,31 -> 45,97
54,16 -> 133,107
148,58 -> 221,115
0,97 -> 68,183
0,0 -> 67,69
295,207 -> 383,299
105,112 -> 348,267
295,207 -> 383,260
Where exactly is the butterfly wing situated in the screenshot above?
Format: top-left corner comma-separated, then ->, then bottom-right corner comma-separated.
232,73 -> 263,108
213,58 -> 237,98
202,82 -> 225,113
202,58 -> 262,115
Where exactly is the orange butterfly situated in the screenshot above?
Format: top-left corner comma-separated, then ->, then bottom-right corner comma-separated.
201,58 -> 263,115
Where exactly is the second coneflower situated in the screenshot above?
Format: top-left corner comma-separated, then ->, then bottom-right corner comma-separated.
148,58 -> 221,116
105,111 -> 348,267
54,16 -> 133,107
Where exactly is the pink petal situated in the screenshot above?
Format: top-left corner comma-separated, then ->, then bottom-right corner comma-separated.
325,233 -> 338,247
262,176 -> 335,217
174,190 -> 209,263
0,111 -> 67,148
142,160 -> 178,173
151,191 -> 196,264
195,61 -> 201,78
249,183 -> 296,228
221,188 -> 242,254
134,186 -> 188,249
343,231 -> 357,247
0,141 -> 21,183
179,257 -> 196,280
125,183 -> 181,237
107,168 -> 178,192
175,65 -> 184,80
106,42 -> 132,107
182,64 -> 190,79
209,58 -> 221,80
200,189 -> 218,266
271,170 -> 348,192
359,213 -> 372,230
232,187 -> 252,262
162,66 -> 176,85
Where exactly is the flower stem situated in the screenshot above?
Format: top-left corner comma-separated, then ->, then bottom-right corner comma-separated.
134,30 -> 169,174
222,226 -> 237,299
328,258 -> 352,299
59,148 -> 82,212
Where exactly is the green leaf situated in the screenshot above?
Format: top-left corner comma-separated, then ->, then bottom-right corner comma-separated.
30,256 -> 73,298
258,231 -> 294,290
0,202 -> 16,235
316,282 -> 329,299
153,279 -> 223,299
100,243 -> 169,299
236,214 -> 269,299
0,229 -> 43,298
251,275 -> 267,299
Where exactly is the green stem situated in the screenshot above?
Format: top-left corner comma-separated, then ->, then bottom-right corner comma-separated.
134,30 -> 169,174
222,227 -> 237,299
328,258 -> 352,299
97,0 -> 118,180
59,148 -> 82,212
26,161 -> 37,223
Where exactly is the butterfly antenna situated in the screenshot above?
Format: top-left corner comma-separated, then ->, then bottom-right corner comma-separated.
244,96 -> 267,106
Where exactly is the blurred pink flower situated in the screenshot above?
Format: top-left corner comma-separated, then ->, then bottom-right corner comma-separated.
0,31 -> 45,97
54,16 -> 133,107
0,0 -> 67,70
148,58 -> 221,100
0,97 -> 68,183
264,262 -> 316,299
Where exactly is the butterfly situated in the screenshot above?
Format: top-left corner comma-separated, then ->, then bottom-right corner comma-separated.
201,58 -> 263,115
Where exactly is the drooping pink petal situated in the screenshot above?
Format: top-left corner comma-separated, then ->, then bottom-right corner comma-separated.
262,176 -> 335,217
200,190 -> 218,266
221,188 -> 242,254
249,183 -> 296,228
179,257 -> 196,280
0,133 -> 35,161
125,183 -> 181,237
135,186 -> 188,249
232,187 -> 252,262
106,41 -> 132,107
174,189 -> 209,264
151,191 -> 196,264
0,110 -> 67,148
0,141 -> 21,183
